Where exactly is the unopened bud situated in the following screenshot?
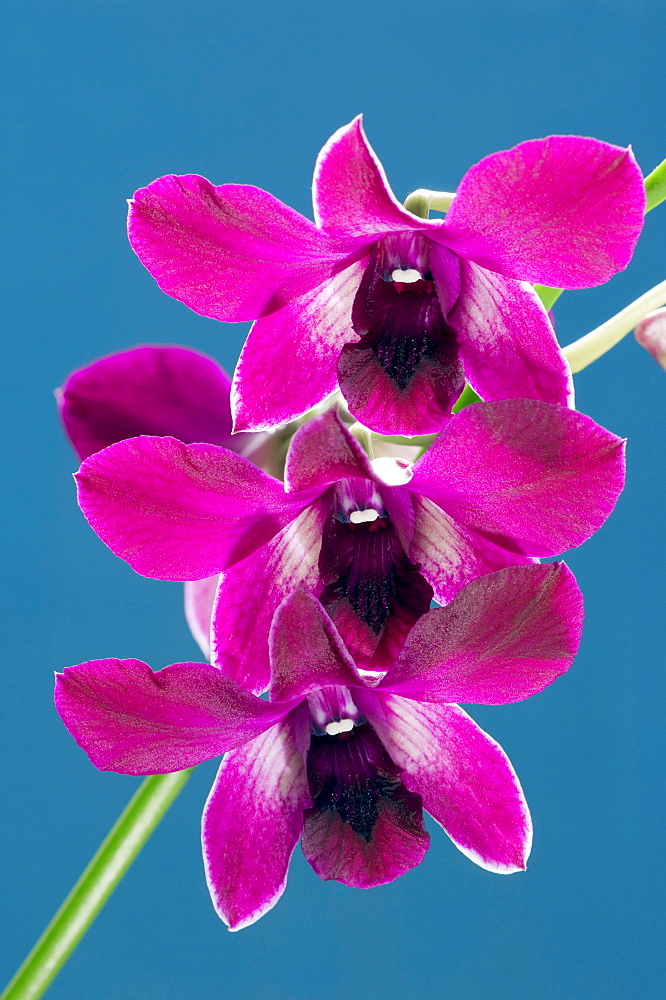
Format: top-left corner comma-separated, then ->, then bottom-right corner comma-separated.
635,308 -> 666,371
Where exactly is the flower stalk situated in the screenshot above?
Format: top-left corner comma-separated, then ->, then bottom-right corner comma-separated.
403,188 -> 456,218
644,156 -> 666,212
1,770 -> 192,1000
563,278 -> 666,373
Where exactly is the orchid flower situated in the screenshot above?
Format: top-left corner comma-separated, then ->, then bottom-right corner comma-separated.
75,402 -> 624,692
55,566 -> 583,930
128,118 -> 645,435
57,344 -> 274,656
57,344 -> 262,461
634,308 -> 666,370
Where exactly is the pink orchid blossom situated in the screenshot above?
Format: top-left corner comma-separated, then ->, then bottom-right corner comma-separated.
55,567 -> 583,930
57,344 -> 269,657
128,118 -> 645,435
57,344 -> 262,461
75,402 -> 624,692
635,308 -> 666,370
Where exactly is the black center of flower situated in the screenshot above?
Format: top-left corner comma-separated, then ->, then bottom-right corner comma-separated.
306,722 -> 407,842
373,324 -> 438,392
347,251 -> 465,402
319,514 -> 401,634
370,283 -> 449,391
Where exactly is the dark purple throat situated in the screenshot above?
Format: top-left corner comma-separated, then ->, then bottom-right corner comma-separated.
306,722 -> 418,842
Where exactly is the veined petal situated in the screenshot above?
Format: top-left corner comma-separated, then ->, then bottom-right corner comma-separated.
302,712 -> 429,889
184,576 -> 219,659
203,716 -> 309,931
57,345 -> 258,461
362,694 -> 532,873
449,261 -> 574,407
410,399 -> 625,556
444,136 -> 645,287
284,409 -> 375,494
76,436 -> 304,581
269,589 -> 363,702
211,501 -> 328,694
381,564 -> 583,704
338,333 -> 463,436
313,116 -> 441,238
232,257 -> 367,432
409,495 -> 531,607
55,659 -> 290,775
129,176 -> 358,322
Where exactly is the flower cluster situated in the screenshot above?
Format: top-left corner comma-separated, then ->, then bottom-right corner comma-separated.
56,118 -> 643,929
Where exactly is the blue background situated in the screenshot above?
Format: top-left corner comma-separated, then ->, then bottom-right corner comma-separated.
2,1 -> 665,997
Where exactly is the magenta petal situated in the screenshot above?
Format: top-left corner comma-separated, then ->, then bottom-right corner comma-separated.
301,791 -> 429,888
211,502 -> 327,694
55,659 -> 290,776
269,589 -> 362,702
408,494 -> 531,607
444,136 -> 645,287
57,345 -> 257,461
184,576 -> 219,659
129,176 -> 358,322
449,261 -> 574,407
232,258 -> 367,432
410,399 -> 625,556
76,437 -> 303,580
382,564 -> 583,704
313,116 -> 440,238
338,334 -> 462,436
203,716 -> 309,930
635,309 -> 666,370
365,694 -> 531,872
284,409 -> 374,494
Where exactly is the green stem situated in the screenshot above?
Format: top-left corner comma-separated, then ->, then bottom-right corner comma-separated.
403,188 -> 455,218
645,157 -> 666,212
533,285 -> 564,310
2,769 -> 193,1000
563,277 -> 666,373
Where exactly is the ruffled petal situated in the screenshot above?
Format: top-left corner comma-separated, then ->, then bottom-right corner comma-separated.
284,408 -> 375,494
313,116 -> 441,238
444,136 -> 645,287
55,658 -> 290,775
57,345 -> 258,461
128,176 -> 358,322
338,331 -> 463,436
449,261 -> 574,407
231,258 -> 367,432
211,501 -> 327,694
270,589 -> 363,702
301,786 -> 429,888
408,495 -> 532,607
203,715 -> 309,930
362,694 -> 531,873
184,576 -> 219,659
409,399 -> 625,556
381,563 -> 583,704
76,437 -> 304,581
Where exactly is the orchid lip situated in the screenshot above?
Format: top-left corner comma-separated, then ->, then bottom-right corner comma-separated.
304,718 -> 418,844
